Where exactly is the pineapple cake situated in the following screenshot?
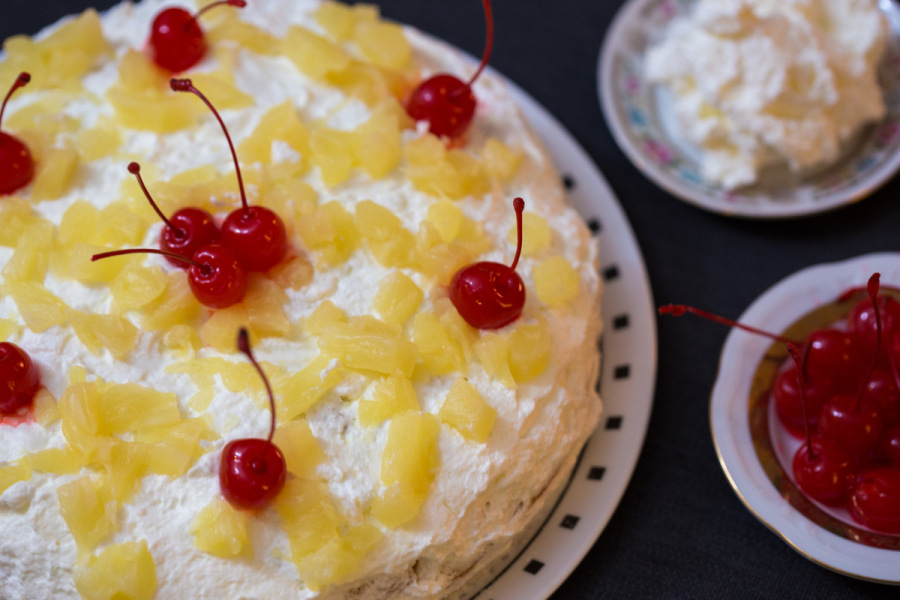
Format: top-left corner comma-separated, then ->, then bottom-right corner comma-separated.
0,0 -> 603,598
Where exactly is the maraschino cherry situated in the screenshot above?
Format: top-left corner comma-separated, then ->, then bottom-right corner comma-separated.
449,197 -> 525,329
405,0 -> 493,139
92,244 -> 246,309
0,342 -> 40,415
170,78 -> 288,272
849,467 -> 900,534
219,328 -> 286,510
149,0 -> 247,73
128,161 -> 220,269
0,72 -> 35,196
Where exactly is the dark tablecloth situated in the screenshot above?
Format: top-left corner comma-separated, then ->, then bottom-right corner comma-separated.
5,1 -> 899,598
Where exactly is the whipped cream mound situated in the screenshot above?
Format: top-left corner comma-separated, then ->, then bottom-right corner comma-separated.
0,0 -> 602,599
644,0 -> 888,190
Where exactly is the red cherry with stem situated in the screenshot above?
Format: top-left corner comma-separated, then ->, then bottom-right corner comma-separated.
170,78 -> 287,272
219,328 -> 286,510
128,162 -> 220,269
772,363 -> 832,437
849,295 -> 900,354
449,197 -> 526,329
786,343 -> 856,505
92,244 -> 246,308
149,0 -> 247,73
802,328 -> 869,390
877,423 -> 900,467
864,368 -> 900,425
0,72 -> 34,196
405,0 -> 493,139
848,467 -> 900,534
0,342 -> 39,415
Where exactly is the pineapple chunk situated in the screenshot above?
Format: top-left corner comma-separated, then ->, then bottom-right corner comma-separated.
318,326 -> 418,377
296,201 -> 360,266
509,319 -> 552,382
273,418 -> 325,479
58,382 -> 105,459
310,127 -> 355,186
275,479 -> 344,558
191,498 -> 251,558
0,464 -> 32,496
0,197 -> 43,247
283,27 -> 351,80
110,264 -> 168,312
438,378 -> 497,443
239,101 -> 310,167
426,199 -> 463,243
2,219 -> 53,282
138,271 -> 203,331
244,274 -> 291,337
50,243 -> 133,284
57,199 -> 99,246
201,304 -> 251,353
207,13 -> 279,55
67,309 -> 139,359
269,255 -> 315,291
404,134 -> 445,165
372,271 -> 423,326
509,212 -> 552,256
355,20 -> 411,70
32,388 -> 60,426
276,355 -> 345,421
292,523 -> 381,590
315,1 -> 356,40
30,145 -> 79,201
305,300 -> 347,335
97,201 -> 152,247
353,104 -> 403,179
473,332 -> 516,388
481,138 -> 523,180
18,448 -> 82,475
162,324 -> 201,359
57,475 -> 118,554
95,382 -> 181,436
76,116 -> 122,161
354,199 -> 414,267
2,281 -> 67,332
412,312 -> 466,375
533,256 -> 580,306
358,375 -> 419,426
406,148 -> 489,200
372,411 -> 439,527
74,540 -> 157,600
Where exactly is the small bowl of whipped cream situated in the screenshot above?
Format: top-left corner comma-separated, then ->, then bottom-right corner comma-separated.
599,0 -> 900,218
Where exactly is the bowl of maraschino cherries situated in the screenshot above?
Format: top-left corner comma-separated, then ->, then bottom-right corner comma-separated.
663,253 -> 900,583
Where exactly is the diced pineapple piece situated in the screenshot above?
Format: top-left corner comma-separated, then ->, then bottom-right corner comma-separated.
269,255 -> 315,291
509,319 -> 552,382
426,199 -> 463,243
326,61 -> 410,106
20,447 -> 83,475
435,298 -> 477,361
32,388 -> 60,426
372,271 -> 423,326
318,327 -> 418,377
138,271 -> 203,331
2,281 -> 66,332
358,375 -> 419,426
261,178 -> 317,222
192,498 -> 251,558
275,479 -> 344,558
283,27 -> 351,80
0,318 -> 17,341
0,197 -> 42,247
95,382 -> 180,436
58,382 -> 105,459
481,138 -> 523,180
412,312 -> 466,375
110,264 -> 168,312
276,355 -> 345,421
315,1 -> 357,40
415,240 -> 471,286
207,18 -> 279,55
372,411 -> 439,527
354,199 -> 414,267
406,149 -> 489,200
473,332 -> 516,388
353,104 -> 402,179
57,199 -> 99,246
97,201 -> 152,247
30,145 -> 79,201
292,523 -> 381,590
51,243 -> 133,284
305,300 -> 348,335
244,275 -> 291,337
404,134 -> 445,165
533,256 -> 580,306
238,101 -> 310,166
0,464 -> 32,496
201,304 -> 251,353
57,475 -> 118,554
136,418 -> 211,476
509,212 -> 552,256
67,309 -> 139,359
310,127 -> 355,186
273,418 -> 325,480
355,20 -> 411,69
296,201 -> 360,266
347,314 -> 397,336
73,540 -> 156,600
0,36 -> 44,92
2,219 -> 52,282
25,9 -> 109,91
76,116 -> 122,161
97,439 -> 151,502
108,85 -> 201,132
162,324 -> 201,360
37,9 -> 109,64
438,378 -> 497,443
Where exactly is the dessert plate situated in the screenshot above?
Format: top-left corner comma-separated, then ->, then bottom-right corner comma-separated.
468,78 -> 657,599
598,0 -> 900,219
711,253 -> 900,583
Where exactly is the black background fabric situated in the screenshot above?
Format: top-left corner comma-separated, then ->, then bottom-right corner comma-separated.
4,1 -> 900,598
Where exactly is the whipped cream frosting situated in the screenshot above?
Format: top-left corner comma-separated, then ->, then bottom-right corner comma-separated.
0,1 -> 603,598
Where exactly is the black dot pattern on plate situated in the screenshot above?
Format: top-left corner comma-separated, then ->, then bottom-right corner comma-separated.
562,174 -> 576,190
588,466 -> 606,481
587,217 -> 602,235
605,415 -> 623,430
560,514 -> 580,530
603,265 -> 620,282
613,314 -> 629,330
524,560 -> 545,575
614,365 -> 630,380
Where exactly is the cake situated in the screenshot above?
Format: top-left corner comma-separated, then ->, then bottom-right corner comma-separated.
0,1 -> 604,598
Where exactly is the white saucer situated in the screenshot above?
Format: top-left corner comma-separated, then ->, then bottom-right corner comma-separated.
710,253 -> 900,583
598,0 -> 900,219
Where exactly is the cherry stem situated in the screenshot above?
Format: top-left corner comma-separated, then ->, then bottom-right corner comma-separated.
170,78 -> 249,214
787,342 -> 815,458
0,72 -> 31,130
657,304 -> 798,345
854,273 -> 882,411
510,197 -> 524,271
458,0 -> 493,93
194,0 -> 247,21
128,162 -> 183,236
92,247 -> 209,274
236,328 -> 277,465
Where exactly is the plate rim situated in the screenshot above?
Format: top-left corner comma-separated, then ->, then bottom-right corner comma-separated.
598,0 -> 900,220
710,252 -> 900,584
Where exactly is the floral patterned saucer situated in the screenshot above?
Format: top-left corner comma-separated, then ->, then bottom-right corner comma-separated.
598,0 -> 900,219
